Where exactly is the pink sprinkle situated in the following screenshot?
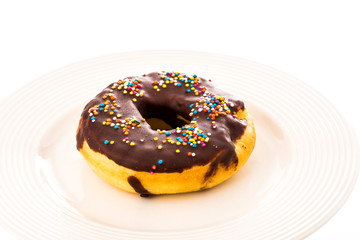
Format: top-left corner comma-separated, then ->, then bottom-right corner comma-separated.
150,171 -> 154,175
233,115 -> 236,118
202,144 -> 206,147
143,74 -> 146,76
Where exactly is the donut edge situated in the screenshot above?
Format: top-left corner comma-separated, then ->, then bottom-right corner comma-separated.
78,109 -> 256,195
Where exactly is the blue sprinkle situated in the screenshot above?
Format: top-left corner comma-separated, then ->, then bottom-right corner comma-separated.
193,144 -> 197,148
181,79 -> 185,82
193,110 -> 198,114
166,72 -> 169,74
104,140 -> 109,145
100,104 -> 105,107
183,133 -> 187,136
91,116 -> 95,120
193,118 -> 196,121
166,131 -> 171,136
114,110 -> 117,113
189,104 -> 194,108
114,126 -> 119,129
166,78 -> 170,80
158,160 -> 163,164
99,108 -> 104,111
190,84 -> 193,87
207,117 -> 210,120
177,83 -> 182,87
186,89 -> 191,93
193,74 -> 197,77
208,110 -> 211,113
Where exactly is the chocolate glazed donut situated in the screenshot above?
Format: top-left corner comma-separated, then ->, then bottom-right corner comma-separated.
76,71 -> 256,196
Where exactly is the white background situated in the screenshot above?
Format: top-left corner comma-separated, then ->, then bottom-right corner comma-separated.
0,0 -> 359,239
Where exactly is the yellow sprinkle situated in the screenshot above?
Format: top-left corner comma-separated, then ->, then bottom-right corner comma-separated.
176,149 -> 180,153
154,137 -> 158,141
110,141 -> 114,144
176,142 -> 181,145
106,119 -> 111,122
158,145 -> 162,150
124,132 -> 129,135
117,114 -> 121,118
102,121 -> 106,125
162,84 -> 167,88
110,111 -> 114,115
123,90 -> 127,94
133,98 -> 137,102
129,92 -> 134,95
157,89 -> 160,92
162,140 -> 166,143
154,86 -> 158,89
130,142 -> 135,146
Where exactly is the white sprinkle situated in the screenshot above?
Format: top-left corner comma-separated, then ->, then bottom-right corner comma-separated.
192,153 -> 196,157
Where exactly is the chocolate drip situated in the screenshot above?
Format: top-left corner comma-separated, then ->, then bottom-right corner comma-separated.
127,176 -> 152,197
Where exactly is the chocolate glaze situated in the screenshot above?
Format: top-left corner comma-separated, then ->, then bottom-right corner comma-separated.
76,72 -> 247,177
127,176 -> 152,197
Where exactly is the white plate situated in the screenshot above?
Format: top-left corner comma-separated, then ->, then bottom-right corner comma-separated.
0,51 -> 359,240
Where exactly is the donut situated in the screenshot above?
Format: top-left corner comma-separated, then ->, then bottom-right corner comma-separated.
76,71 -> 256,196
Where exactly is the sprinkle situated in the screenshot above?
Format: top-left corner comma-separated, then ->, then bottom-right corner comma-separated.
187,152 -> 192,156
110,141 -> 115,144
133,98 -> 137,102
152,165 -> 156,170
140,139 -> 145,142
158,160 -> 163,164
158,145 -> 163,150
104,140 -> 109,145
154,137 -> 158,141
150,171 -> 154,175
166,131 -> 171,136
176,149 -> 180,153
130,142 -> 135,146
192,153 -> 196,157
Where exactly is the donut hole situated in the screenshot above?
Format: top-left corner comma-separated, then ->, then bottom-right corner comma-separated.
139,104 -> 191,130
